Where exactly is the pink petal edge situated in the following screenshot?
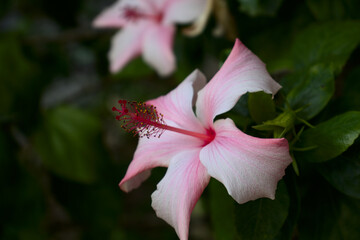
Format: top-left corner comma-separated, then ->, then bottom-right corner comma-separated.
151,149 -> 210,240
196,39 -> 282,128
200,118 -> 292,204
93,0 -> 154,28
119,129 -> 202,192
142,23 -> 176,76
147,69 -> 207,132
92,0 -> 127,28
163,0 -> 208,25
108,22 -> 148,73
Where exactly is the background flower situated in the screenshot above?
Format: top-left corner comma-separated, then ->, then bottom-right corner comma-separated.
93,0 -> 207,76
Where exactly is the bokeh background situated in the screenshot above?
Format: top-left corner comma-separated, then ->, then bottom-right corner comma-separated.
1,0 -> 360,239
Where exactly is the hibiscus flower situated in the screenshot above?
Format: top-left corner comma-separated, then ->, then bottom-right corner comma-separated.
93,0 -> 207,76
112,39 -> 292,240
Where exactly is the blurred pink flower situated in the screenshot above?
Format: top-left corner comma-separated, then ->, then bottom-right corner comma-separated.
114,39 -> 292,240
93,0 -> 207,76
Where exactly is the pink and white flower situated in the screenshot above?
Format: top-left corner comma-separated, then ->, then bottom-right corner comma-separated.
113,39 -> 293,240
93,0 -> 207,76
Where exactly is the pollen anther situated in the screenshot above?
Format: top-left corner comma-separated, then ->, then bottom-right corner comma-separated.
112,100 -> 166,138
112,100 -> 215,142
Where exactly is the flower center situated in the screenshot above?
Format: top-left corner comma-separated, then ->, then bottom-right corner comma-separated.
122,7 -> 144,22
112,100 -> 215,142
121,6 -> 162,23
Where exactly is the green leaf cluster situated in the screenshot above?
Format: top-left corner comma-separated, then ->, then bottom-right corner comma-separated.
33,106 -> 101,183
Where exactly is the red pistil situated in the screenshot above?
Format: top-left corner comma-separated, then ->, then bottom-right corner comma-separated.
112,100 -> 214,142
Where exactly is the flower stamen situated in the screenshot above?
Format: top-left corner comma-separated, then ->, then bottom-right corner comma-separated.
112,100 -> 214,142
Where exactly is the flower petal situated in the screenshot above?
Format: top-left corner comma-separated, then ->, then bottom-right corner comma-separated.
108,22 -> 149,73
200,118 -> 292,204
120,70 -> 207,192
196,39 -> 282,128
93,0 -> 152,28
181,0 -> 213,37
163,0 -> 208,25
151,149 -> 210,240
142,23 -> 176,76
147,70 -> 207,132
119,130 -> 203,192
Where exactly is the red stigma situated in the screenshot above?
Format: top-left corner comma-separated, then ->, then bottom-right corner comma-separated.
112,100 -> 165,138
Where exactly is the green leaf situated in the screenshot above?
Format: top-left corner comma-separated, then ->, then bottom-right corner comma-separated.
253,109 -> 296,138
227,94 -> 252,131
298,178 -> 360,240
284,64 -> 335,120
235,181 -> 289,240
0,36 -> 37,116
113,58 -> 153,79
34,106 -> 101,183
0,0 -> 10,17
238,0 -> 284,17
273,172 -> 301,240
306,0 -> 345,20
209,180 -> 238,240
319,141 -> 360,199
332,66 -> 360,114
174,35 -> 207,82
248,24 -> 294,73
0,132 -> 47,240
295,111 -> 360,163
281,21 -> 360,120
290,21 -> 360,71
306,0 -> 360,21
0,131 -> 10,165
334,197 -> 360,240
248,91 -> 276,124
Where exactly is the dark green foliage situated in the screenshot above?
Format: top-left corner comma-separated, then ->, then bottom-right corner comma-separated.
238,0 -> 284,16
34,106 -> 101,183
281,21 -> 360,120
284,65 -> 335,120
298,178 -> 360,240
273,171 -> 301,240
0,35 -> 38,116
235,181 -> 289,240
306,0 -> 360,20
209,180 -> 238,240
332,66 -> 360,113
0,131 -> 47,240
319,140 -> 360,199
252,109 -> 297,138
295,111 -> 360,163
289,21 -> 360,71
248,91 -> 276,124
